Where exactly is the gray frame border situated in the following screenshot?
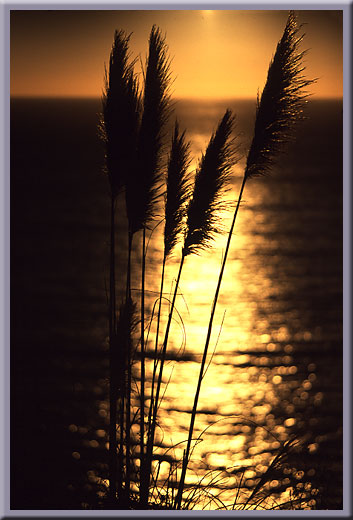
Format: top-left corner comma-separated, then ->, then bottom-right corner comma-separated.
1,1 -> 351,517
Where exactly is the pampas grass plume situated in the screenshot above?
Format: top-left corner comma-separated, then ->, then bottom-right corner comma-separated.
245,11 -> 315,179
126,25 -> 171,235
100,30 -> 140,198
183,109 -> 235,256
164,121 -> 192,258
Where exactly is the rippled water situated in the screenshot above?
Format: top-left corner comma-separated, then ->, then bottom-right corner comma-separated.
11,98 -> 342,509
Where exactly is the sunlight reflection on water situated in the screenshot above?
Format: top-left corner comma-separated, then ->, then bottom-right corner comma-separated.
109,99 -> 342,508
120,192 -> 322,506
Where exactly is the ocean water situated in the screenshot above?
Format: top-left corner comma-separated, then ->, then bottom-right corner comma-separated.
11,97 -> 343,509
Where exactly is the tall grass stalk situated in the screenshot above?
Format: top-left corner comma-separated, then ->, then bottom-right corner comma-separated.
140,227 -> 146,488
128,25 -> 171,505
144,121 -> 191,502
174,11 -> 314,509
100,29 -> 140,502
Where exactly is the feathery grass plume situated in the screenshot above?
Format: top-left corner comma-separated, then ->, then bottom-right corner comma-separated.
175,11 -> 314,510
183,109 -> 235,256
245,11 -> 315,179
126,25 -> 171,235
164,121 -> 192,258
101,30 -> 140,198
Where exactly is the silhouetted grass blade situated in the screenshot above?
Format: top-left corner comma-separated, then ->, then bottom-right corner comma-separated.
144,120 -> 191,503
100,29 -> 139,503
130,25 -> 172,506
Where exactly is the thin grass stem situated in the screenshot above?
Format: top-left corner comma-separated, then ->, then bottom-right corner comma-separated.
148,253 -> 185,474
108,196 -> 118,502
148,254 -> 166,433
144,252 -> 167,492
140,227 -> 147,500
125,232 -> 133,499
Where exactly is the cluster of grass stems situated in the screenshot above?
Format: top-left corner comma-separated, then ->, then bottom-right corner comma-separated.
99,12 -> 315,510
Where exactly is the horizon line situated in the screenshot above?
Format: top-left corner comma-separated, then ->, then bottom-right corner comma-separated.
10,94 -> 343,102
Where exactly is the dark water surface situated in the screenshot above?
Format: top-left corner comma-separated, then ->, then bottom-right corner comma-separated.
10,97 -> 343,509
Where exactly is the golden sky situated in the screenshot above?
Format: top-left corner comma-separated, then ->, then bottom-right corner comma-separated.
10,10 -> 343,99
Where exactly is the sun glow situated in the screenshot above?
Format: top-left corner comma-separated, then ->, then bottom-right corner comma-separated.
10,10 -> 342,99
